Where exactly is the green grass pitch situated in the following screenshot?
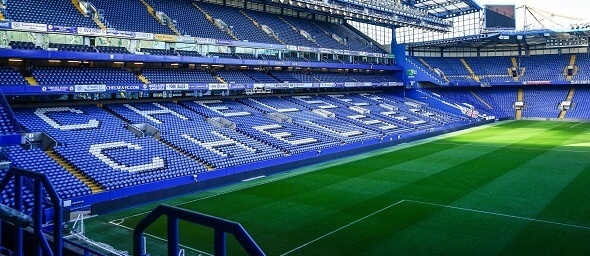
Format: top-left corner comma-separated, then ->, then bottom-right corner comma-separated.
77,120 -> 590,255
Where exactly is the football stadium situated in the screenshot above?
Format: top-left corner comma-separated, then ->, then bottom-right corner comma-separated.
0,0 -> 589,255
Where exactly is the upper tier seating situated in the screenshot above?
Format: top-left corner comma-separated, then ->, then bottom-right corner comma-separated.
519,55 -> 569,82
411,55 -> 590,83
0,66 -> 28,86
89,0 -> 174,34
140,68 -> 218,83
314,21 -> 382,53
176,50 -> 203,57
242,9 -> 318,48
242,71 -> 280,83
281,16 -> 345,50
9,41 -> 43,51
95,46 -> 131,54
216,70 -> 256,84
194,2 -> 280,45
141,48 -> 178,56
31,67 -> 140,85
145,0 -> 231,40
48,43 -> 97,53
313,72 -> 356,83
6,0 -> 97,28
270,71 -> 318,83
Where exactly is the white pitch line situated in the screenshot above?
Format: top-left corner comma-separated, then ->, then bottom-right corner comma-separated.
570,122 -> 585,129
108,220 -> 214,256
431,142 -> 590,154
280,200 -> 407,256
405,200 -> 590,231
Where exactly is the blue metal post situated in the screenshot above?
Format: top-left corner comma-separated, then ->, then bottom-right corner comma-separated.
214,230 -> 226,256
167,216 -> 179,256
14,174 -> 22,256
34,179 -> 42,256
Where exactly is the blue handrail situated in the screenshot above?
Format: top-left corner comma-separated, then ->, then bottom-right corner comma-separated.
0,89 -> 23,132
0,167 -> 63,255
133,204 -> 265,256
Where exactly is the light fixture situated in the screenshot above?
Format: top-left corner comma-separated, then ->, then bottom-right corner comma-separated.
48,60 -> 61,63
67,60 -> 81,63
8,59 -> 22,62
134,62 -> 144,65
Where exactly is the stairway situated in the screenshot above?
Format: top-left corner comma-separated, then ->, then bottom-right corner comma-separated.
167,23 -> 182,36
46,151 -> 104,193
0,10 -> 5,21
25,76 -> 38,85
419,58 -> 449,82
277,16 -> 321,47
137,74 -> 150,84
71,0 -> 90,17
469,90 -> 493,109
311,22 -> 341,43
558,87 -> 576,118
139,0 -> 176,35
516,88 -> 523,120
460,58 -> 480,82
418,57 -> 434,70
92,13 -> 108,30
192,2 -> 238,41
564,54 -> 577,81
509,57 -> 519,82
215,76 -> 226,83
239,10 -> 286,45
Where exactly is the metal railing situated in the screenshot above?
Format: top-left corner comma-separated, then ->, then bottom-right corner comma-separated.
133,204 -> 265,256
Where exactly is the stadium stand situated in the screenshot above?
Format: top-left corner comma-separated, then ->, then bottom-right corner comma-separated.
242,9 -> 318,48
216,70 -> 257,84
15,105 -> 208,190
141,48 -> 178,56
522,88 -> 568,118
31,67 -> 140,85
140,68 -> 219,83
6,0 -> 97,28
9,41 -> 43,51
194,2 -> 280,44
7,146 -> 92,199
0,66 -> 28,86
146,0 -> 232,40
106,102 -> 286,169
95,46 -> 131,54
88,0 -> 174,34
48,43 -> 97,53
567,87 -> 590,119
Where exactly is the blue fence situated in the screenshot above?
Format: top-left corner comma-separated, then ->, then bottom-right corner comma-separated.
133,204 -> 265,256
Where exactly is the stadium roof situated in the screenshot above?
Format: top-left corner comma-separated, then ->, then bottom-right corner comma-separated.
336,0 -> 481,18
402,0 -> 481,18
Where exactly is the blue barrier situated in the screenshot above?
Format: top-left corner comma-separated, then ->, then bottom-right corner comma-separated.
133,204 -> 265,256
0,49 -> 399,72
0,168 -> 63,256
